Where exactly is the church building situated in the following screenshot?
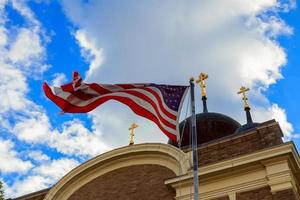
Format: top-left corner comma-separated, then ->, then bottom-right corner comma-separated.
12,77 -> 300,200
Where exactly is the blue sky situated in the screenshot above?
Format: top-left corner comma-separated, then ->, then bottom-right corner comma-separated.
267,6 -> 300,144
0,0 -> 299,198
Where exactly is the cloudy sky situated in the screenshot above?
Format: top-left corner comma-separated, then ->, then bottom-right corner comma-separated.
0,0 -> 299,198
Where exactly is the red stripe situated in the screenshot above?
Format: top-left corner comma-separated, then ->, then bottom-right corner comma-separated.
62,88 -> 176,130
43,82 -> 73,112
88,83 -> 111,95
68,91 -> 98,101
116,84 -> 138,89
113,96 -> 177,141
43,82 -> 177,141
59,83 -> 97,101
120,90 -> 176,129
61,84 -> 176,122
98,84 -> 177,120
59,84 -> 176,129
68,94 -> 176,134
60,83 -> 73,92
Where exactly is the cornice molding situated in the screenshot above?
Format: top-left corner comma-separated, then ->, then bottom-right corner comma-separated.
167,142 -> 299,185
166,142 -> 300,199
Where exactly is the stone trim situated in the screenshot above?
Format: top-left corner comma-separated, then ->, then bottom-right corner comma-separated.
228,192 -> 236,200
44,143 -> 190,200
166,142 -> 300,200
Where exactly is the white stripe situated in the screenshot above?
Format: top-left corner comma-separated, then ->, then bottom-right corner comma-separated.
53,87 -> 63,96
122,88 -> 176,119
82,87 -> 101,96
53,86 -> 100,97
56,84 -> 178,117
54,87 -> 177,136
54,86 -> 177,123
87,84 -> 178,116
175,86 -> 189,141
100,84 -> 124,92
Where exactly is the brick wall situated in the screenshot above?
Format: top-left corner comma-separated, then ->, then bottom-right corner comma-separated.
68,164 -> 176,200
213,196 -> 229,200
197,124 -> 283,165
236,187 -> 298,200
12,188 -> 49,200
273,189 -> 297,200
21,194 -> 46,200
237,187 -> 273,200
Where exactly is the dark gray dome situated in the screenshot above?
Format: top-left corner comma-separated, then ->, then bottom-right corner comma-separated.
168,112 -> 241,148
234,122 -> 260,134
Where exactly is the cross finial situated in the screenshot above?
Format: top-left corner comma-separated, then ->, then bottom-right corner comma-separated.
129,123 -> 138,145
237,86 -> 250,109
196,73 -> 208,97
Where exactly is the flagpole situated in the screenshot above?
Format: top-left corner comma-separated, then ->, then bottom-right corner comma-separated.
190,78 -> 199,200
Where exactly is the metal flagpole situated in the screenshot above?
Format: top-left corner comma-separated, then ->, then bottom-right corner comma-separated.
189,78 -> 199,200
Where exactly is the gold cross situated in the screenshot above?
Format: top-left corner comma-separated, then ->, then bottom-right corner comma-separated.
237,86 -> 250,108
129,123 -> 138,145
196,73 -> 209,97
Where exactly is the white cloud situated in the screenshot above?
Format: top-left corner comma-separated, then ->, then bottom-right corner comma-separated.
5,175 -> 50,197
11,106 -> 110,158
0,2 -> 107,197
51,73 -> 67,86
0,0 -> 109,159
89,102 -> 167,148
49,119 -> 110,157
0,63 -> 29,113
5,158 -> 79,198
13,109 -> 51,143
0,1 -> 47,114
8,28 -> 44,66
27,151 -> 50,163
61,0 -> 297,141
246,102 -> 294,139
33,158 -> 79,182
74,29 -> 104,79
0,27 -> 7,45
11,0 -> 40,26
0,139 -> 32,174
270,104 -> 293,139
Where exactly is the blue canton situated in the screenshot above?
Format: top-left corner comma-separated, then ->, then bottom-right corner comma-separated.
151,84 -> 188,111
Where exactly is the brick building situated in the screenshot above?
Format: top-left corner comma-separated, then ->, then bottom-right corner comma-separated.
12,110 -> 300,200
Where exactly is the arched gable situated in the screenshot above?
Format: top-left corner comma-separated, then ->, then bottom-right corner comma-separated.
44,143 -> 190,200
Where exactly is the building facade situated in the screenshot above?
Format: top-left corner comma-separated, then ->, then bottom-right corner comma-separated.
13,112 -> 300,200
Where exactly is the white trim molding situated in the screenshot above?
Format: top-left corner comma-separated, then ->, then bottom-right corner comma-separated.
44,143 -> 190,200
166,142 -> 300,200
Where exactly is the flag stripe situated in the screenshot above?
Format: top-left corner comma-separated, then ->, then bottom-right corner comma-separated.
55,85 -> 177,122
60,83 -> 178,119
120,88 -> 176,119
43,76 -> 188,141
44,83 -> 178,140
53,87 -> 177,131
88,83 -> 112,95
115,84 -> 137,89
118,90 -> 176,129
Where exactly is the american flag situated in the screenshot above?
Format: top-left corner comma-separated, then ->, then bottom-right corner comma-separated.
43,72 -> 189,141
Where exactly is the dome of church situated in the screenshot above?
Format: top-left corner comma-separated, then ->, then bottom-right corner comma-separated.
168,112 -> 241,148
234,122 -> 260,134
234,106 -> 260,134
